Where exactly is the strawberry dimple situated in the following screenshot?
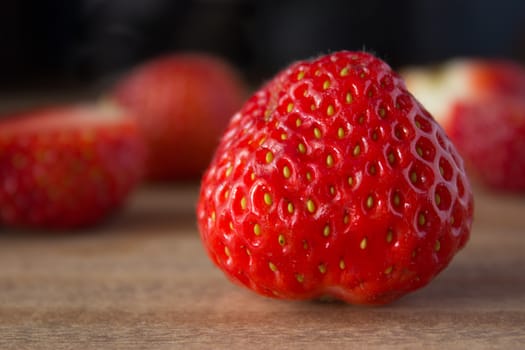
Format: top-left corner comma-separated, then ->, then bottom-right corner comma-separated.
198,51 -> 473,305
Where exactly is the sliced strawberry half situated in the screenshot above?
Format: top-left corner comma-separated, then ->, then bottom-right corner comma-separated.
448,97 -> 525,190
403,59 -> 525,191
0,104 -> 146,229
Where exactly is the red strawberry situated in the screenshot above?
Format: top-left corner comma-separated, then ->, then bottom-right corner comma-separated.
112,53 -> 247,181
197,51 -> 474,305
0,104 -> 145,229
403,59 -> 525,191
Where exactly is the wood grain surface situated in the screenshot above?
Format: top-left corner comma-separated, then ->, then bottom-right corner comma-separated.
1,185 -> 524,349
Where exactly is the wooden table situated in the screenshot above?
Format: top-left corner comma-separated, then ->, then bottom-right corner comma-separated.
1,185 -> 524,349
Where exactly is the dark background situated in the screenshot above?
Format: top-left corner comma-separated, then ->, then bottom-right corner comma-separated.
1,0 -> 525,93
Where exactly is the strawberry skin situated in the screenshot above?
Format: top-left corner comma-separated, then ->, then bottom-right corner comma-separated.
0,104 -> 145,229
197,51 -> 474,305
112,53 -> 247,181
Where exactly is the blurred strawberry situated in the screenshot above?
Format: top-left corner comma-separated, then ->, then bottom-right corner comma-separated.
112,53 -> 247,181
0,104 -> 145,229
403,59 -> 525,191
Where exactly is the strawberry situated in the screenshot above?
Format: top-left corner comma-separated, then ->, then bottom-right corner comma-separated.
403,59 -> 525,191
112,53 -> 247,181
197,51 -> 474,305
0,104 -> 145,229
